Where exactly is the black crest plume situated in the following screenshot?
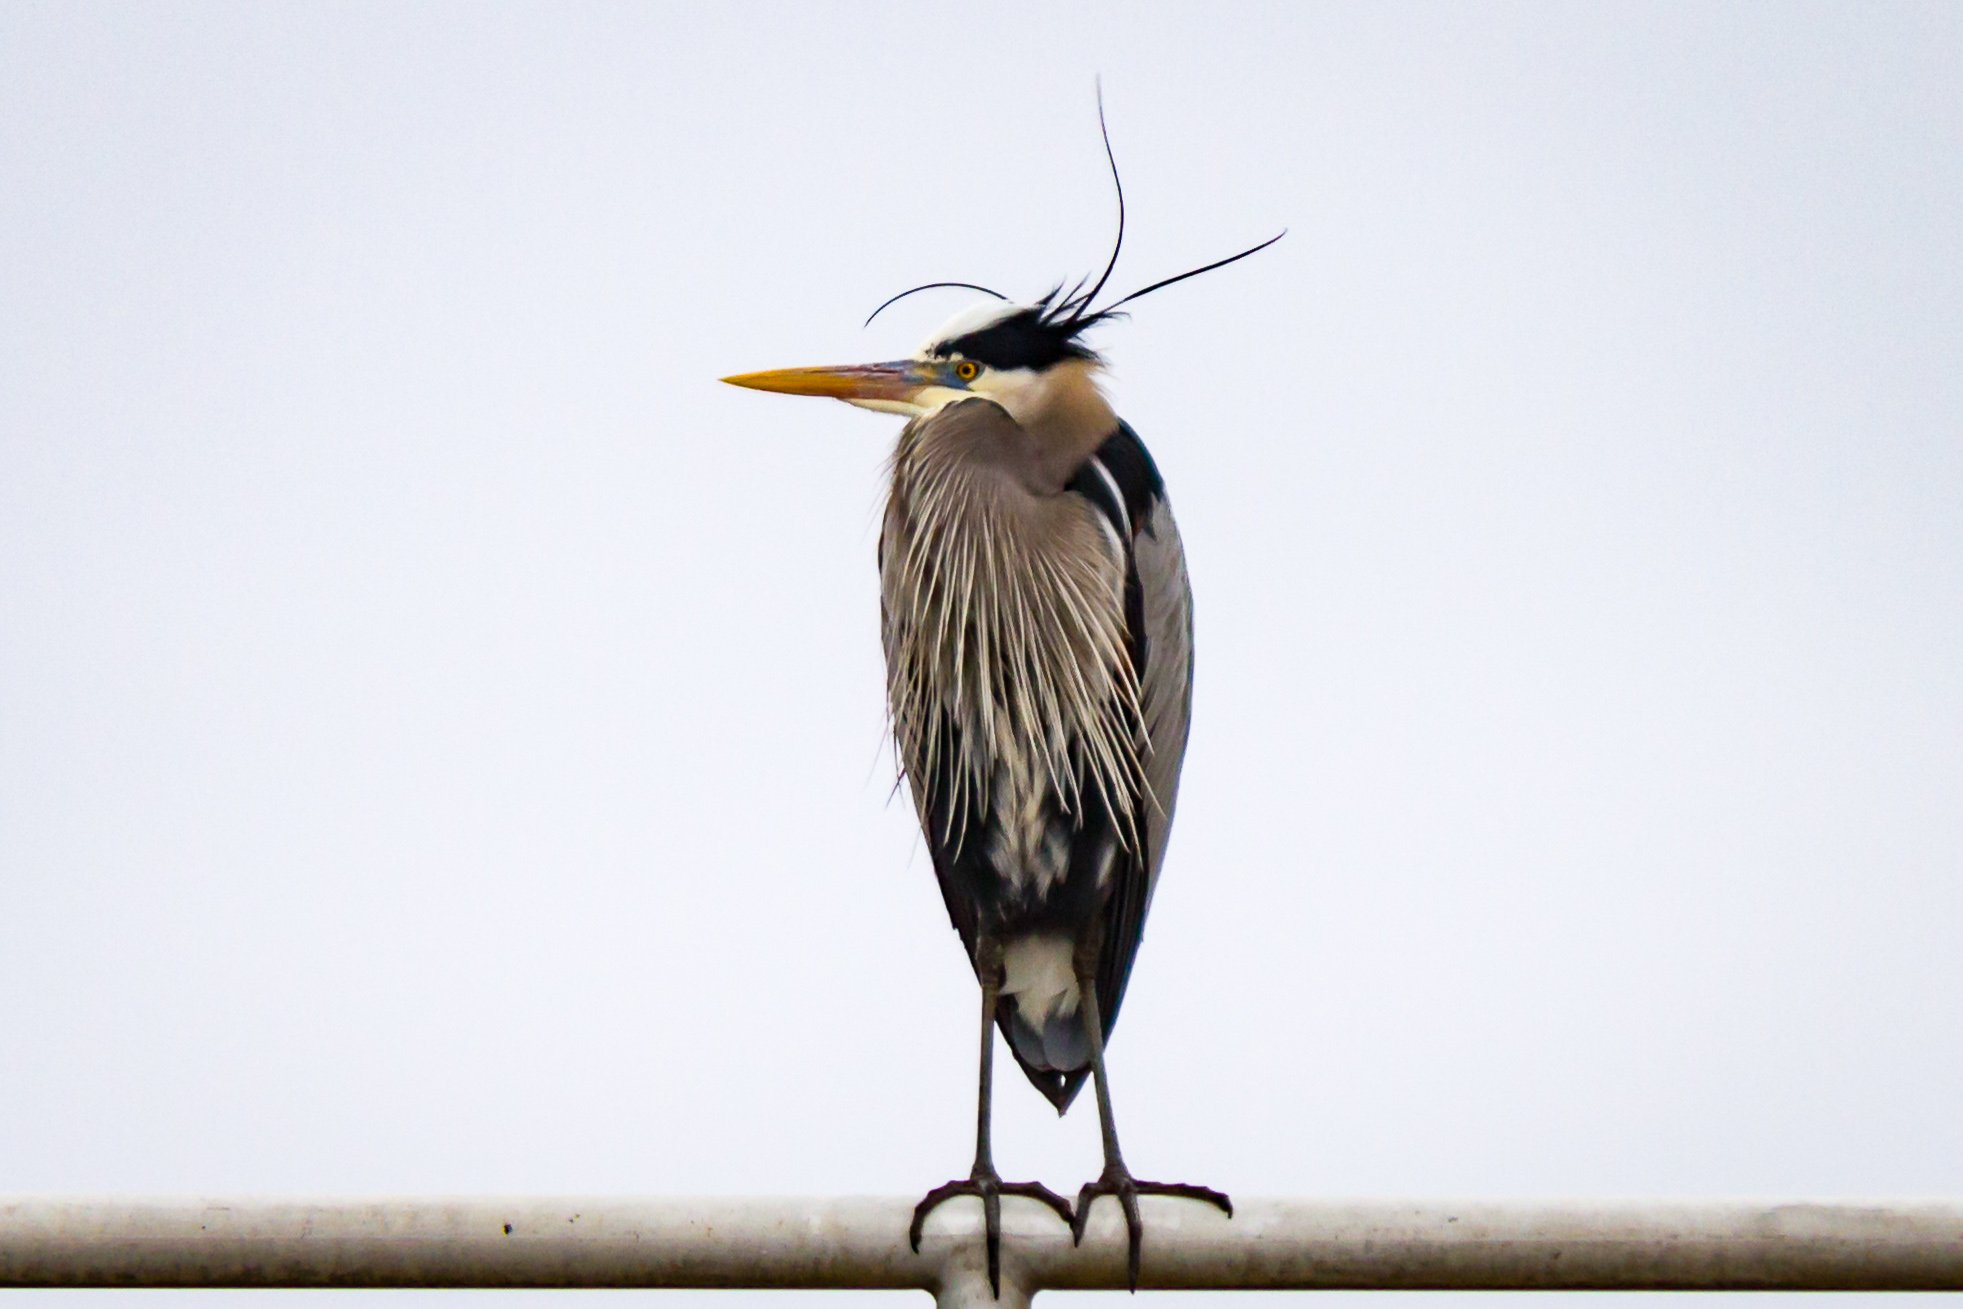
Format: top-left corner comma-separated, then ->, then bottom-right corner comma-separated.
866,84 -> 1284,364
863,281 -> 1007,330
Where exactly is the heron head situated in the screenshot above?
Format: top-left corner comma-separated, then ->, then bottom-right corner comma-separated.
720,292 -> 1115,433
724,87 -> 1283,440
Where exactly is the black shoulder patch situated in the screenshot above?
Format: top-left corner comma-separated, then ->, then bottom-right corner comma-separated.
1093,422 -> 1166,531
1066,425 -> 1158,695
1066,456 -> 1129,543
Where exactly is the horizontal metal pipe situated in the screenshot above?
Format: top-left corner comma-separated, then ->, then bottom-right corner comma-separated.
4,1196 -> 1962,1292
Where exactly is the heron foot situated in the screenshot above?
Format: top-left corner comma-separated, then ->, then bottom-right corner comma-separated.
1070,1164 -> 1232,1291
910,1169 -> 1074,1298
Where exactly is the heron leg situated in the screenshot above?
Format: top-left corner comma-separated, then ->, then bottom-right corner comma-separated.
909,937 -> 1073,1298
1068,954 -> 1232,1291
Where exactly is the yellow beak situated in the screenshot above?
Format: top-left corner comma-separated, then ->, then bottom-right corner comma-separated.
720,361 -> 928,404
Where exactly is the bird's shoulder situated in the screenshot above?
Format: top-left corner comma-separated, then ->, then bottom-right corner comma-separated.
1063,421 -> 1168,541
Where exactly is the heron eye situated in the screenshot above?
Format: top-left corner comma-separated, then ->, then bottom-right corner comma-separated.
953,360 -> 981,383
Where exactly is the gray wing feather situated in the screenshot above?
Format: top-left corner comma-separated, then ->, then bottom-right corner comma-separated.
1135,495 -> 1194,917
1084,492 -> 1192,1061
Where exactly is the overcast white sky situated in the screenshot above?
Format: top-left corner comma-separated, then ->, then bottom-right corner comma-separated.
4,3 -> 1961,1307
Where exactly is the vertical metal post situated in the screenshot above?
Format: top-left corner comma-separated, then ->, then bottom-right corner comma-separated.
936,1254 -> 1031,1309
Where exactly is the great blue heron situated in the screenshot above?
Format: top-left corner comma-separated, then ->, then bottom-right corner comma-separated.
723,115 -> 1277,1295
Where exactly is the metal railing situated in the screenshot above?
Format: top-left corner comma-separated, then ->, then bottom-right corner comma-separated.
6,1197 -> 1962,1306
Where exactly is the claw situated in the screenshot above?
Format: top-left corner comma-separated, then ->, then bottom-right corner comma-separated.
910,1172 -> 1074,1298
1071,1166 -> 1232,1291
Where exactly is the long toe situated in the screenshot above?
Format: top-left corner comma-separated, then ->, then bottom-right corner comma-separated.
996,1181 -> 1075,1226
1072,1170 -> 1234,1292
1133,1179 -> 1233,1217
909,1180 -> 978,1253
911,1175 -> 1075,1300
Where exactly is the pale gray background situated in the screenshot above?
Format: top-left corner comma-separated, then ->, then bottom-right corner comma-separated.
3,3 -> 1960,1307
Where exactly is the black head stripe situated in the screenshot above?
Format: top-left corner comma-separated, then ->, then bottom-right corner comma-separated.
930,297 -> 1109,371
